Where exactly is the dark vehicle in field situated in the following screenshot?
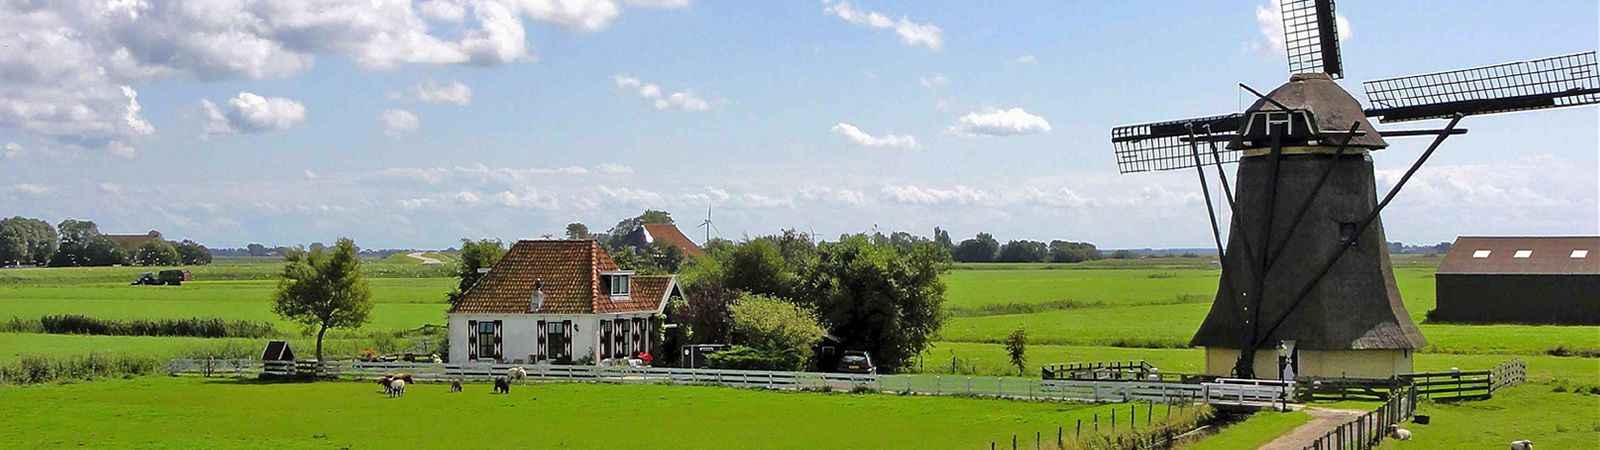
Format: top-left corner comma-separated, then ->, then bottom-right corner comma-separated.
131,269 -> 189,286
836,350 -> 876,374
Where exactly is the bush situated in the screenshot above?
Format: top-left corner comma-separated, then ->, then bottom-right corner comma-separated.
0,354 -> 160,385
728,293 -> 825,371
705,346 -> 800,371
36,314 -> 278,338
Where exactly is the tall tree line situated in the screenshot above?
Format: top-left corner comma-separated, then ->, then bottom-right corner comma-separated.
0,217 -> 210,267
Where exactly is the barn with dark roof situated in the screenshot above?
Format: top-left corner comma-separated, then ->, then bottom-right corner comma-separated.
447,240 -> 684,364
1433,236 -> 1599,325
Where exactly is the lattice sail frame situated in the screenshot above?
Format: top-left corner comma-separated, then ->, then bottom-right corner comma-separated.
1281,0 -> 1343,78
1363,52 -> 1600,122
1111,114 -> 1243,173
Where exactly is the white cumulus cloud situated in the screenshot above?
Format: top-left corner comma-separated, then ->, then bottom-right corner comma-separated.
881,185 -> 991,206
947,108 -> 1052,137
1015,55 -> 1037,64
380,109 -> 422,137
613,74 -> 714,112
200,92 -> 308,137
413,79 -> 473,106
10,183 -> 51,196
831,123 -> 920,150
919,74 -> 950,89
822,0 -> 942,50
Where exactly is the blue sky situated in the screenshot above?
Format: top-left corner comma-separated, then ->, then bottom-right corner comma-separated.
1,0 -> 1596,249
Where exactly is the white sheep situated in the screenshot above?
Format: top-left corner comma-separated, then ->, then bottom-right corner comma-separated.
1388,424 -> 1411,441
387,379 -> 406,398
1510,440 -> 1533,450
507,366 -> 527,381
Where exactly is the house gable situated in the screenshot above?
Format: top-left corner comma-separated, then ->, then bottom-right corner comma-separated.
448,239 -> 676,315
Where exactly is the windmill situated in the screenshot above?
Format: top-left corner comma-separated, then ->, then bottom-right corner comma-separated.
696,204 -> 720,244
1110,0 -> 1598,379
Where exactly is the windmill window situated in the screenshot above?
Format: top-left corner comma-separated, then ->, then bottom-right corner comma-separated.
1471,250 -> 1491,258
1338,222 -> 1358,244
1513,250 -> 1532,259
1570,250 -> 1588,258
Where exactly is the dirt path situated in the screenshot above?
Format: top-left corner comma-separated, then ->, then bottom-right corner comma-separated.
1259,407 -> 1366,450
406,252 -> 443,265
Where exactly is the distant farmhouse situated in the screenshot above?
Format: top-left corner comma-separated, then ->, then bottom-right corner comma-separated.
446,240 -> 684,364
105,230 -> 162,253
621,223 -> 706,258
1434,236 -> 1599,325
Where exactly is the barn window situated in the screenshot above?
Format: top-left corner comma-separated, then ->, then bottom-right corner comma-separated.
476,321 -> 498,360
1513,250 -> 1532,259
1572,250 -> 1590,258
1471,250 -> 1491,258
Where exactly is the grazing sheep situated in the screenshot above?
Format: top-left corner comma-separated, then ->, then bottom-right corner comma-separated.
388,379 -> 406,397
507,366 -> 527,381
1387,424 -> 1411,441
391,373 -> 415,385
450,379 -> 463,392
1511,440 -> 1533,450
493,375 -> 511,394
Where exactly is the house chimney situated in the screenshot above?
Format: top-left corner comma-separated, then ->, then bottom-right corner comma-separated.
529,279 -> 544,313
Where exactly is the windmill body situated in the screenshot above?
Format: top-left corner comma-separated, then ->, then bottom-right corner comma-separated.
1191,73 -> 1425,379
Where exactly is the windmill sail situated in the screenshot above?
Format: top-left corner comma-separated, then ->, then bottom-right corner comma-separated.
1281,0 -> 1343,79
1110,113 -> 1244,173
1363,52 -> 1600,123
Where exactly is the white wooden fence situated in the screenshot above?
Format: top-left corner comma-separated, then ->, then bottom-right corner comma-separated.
167,359 -> 1290,407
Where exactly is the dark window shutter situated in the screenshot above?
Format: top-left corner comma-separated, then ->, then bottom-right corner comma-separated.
536,320 -> 546,362
492,320 -> 503,361
562,320 -> 573,361
643,317 -> 651,356
467,320 -> 478,360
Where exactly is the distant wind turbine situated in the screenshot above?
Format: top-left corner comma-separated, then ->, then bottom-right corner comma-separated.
696,204 -> 720,243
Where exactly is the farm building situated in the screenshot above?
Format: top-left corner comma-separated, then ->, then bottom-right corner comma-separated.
621,223 -> 706,258
446,240 -> 684,364
1432,236 -> 1599,325
105,230 -> 163,252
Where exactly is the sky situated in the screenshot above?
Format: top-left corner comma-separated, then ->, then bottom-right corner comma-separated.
1,0 -> 1596,249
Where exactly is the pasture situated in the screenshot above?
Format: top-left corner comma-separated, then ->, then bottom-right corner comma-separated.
0,377 -> 1142,449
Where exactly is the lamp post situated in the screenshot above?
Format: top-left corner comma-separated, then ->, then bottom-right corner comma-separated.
1276,341 -> 1290,411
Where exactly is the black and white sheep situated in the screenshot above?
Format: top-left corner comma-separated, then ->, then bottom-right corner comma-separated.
1511,440 -> 1533,450
493,375 -> 511,394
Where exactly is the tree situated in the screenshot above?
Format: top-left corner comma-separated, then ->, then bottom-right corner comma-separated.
1048,240 -> 1101,263
997,240 -> 1049,262
447,238 -> 506,306
49,219 -> 124,267
175,240 -> 212,265
951,232 -> 999,262
727,293 -> 826,371
132,240 -> 181,266
1005,327 -> 1028,376
0,216 -> 57,266
722,239 -> 793,298
933,227 -> 954,252
272,238 -> 373,362
680,281 -> 740,345
1109,249 -> 1137,259
798,235 -> 949,372
565,222 -> 591,240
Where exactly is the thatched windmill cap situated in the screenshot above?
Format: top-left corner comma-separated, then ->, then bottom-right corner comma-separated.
1230,73 -> 1389,150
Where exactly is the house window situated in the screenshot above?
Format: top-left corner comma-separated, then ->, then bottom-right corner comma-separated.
1573,250 -> 1590,259
603,273 -> 631,297
1471,250 -> 1491,258
546,321 -> 567,362
1513,250 -> 1532,259
476,321 -> 498,361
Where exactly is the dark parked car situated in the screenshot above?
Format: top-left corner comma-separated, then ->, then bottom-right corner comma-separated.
836,350 -> 876,374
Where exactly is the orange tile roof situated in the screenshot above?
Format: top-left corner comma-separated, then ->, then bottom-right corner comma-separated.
448,240 -> 676,315
640,223 -> 706,257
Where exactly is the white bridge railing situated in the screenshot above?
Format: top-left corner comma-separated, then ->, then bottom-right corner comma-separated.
168,359 -> 1289,406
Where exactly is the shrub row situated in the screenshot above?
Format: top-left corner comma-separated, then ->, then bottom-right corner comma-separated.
9,315 -> 281,338
0,354 -> 161,386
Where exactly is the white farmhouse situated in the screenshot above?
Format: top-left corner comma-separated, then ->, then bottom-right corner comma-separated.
447,240 -> 682,364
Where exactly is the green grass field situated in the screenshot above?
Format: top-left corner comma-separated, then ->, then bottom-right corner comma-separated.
1,255 -> 1595,448
1182,411 -> 1311,450
0,377 -> 1143,449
